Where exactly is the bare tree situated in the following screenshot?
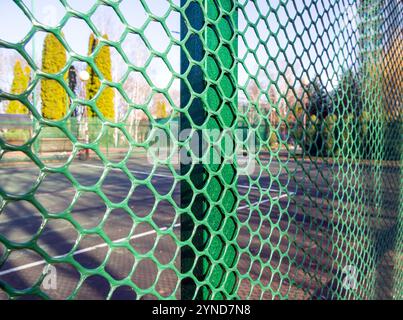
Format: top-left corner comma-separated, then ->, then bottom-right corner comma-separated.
122,42 -> 151,142
92,6 -> 158,144
268,83 -> 279,125
247,80 -> 260,126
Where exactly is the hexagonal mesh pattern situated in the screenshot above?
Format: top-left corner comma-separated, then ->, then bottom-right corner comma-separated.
0,0 -> 401,300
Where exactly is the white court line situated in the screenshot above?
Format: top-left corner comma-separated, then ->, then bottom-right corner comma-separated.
82,163 -> 280,193
238,185 -> 280,192
0,190 -> 296,276
237,193 -> 295,210
82,163 -> 172,179
0,223 -> 181,277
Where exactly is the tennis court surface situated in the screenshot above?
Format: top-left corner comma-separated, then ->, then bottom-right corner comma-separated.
0,151 -> 400,300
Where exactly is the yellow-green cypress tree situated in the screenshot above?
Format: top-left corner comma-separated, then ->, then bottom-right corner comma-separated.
86,34 -> 100,103
41,33 -> 68,120
6,61 -> 30,114
154,100 -> 168,119
86,34 -> 115,120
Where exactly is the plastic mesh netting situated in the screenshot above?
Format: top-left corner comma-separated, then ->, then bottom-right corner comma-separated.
0,0 -> 401,300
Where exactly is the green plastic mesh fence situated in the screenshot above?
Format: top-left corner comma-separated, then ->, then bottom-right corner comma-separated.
0,0 -> 401,300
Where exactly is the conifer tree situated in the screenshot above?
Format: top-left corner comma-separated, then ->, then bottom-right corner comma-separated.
6,61 -> 30,114
154,100 -> 168,119
86,34 -> 115,120
41,33 -> 68,120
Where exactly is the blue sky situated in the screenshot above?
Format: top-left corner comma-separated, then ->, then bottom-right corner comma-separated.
0,0 -> 359,99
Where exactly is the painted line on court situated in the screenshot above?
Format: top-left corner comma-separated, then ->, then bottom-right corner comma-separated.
237,193 -> 295,210
82,163 -> 281,193
82,163 -> 172,179
238,185 -> 280,192
0,223 -> 181,277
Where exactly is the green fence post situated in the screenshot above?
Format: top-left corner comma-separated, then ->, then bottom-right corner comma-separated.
180,0 -> 239,300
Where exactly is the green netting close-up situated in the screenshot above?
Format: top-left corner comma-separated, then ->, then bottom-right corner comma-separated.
0,0 -> 401,300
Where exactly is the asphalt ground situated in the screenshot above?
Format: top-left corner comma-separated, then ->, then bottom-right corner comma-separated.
0,151 -> 400,299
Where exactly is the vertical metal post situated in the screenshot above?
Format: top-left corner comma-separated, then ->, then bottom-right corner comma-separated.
31,0 -> 36,108
180,0 -> 238,300
31,0 -> 40,154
